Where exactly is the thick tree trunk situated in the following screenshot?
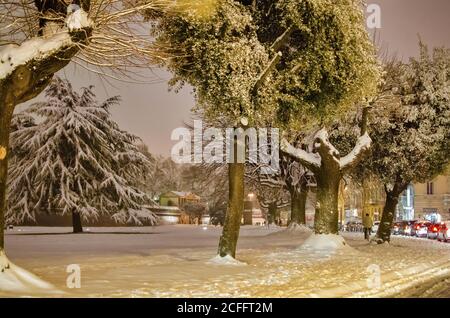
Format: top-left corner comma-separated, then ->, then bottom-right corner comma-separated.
376,183 -> 406,243
282,122 -> 372,236
268,201 -> 278,225
290,186 -> 307,225
0,101 -> 14,252
218,135 -> 244,258
72,211 -> 83,233
314,167 -> 341,234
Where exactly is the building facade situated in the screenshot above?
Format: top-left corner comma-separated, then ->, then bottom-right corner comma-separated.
413,169 -> 450,222
159,191 -> 201,207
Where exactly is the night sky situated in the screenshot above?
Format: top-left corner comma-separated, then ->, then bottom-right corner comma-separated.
54,0 -> 450,156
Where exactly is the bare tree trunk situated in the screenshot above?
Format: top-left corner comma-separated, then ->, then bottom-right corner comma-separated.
290,186 -> 307,225
72,211 -> 83,233
376,182 -> 406,243
218,135 -> 244,258
0,99 -> 14,253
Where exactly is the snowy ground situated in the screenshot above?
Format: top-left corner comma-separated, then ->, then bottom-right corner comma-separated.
3,225 -> 450,297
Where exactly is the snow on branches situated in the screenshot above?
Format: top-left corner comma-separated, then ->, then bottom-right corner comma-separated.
339,132 -> 372,170
7,77 -> 157,225
0,5 -> 91,81
281,128 -> 372,172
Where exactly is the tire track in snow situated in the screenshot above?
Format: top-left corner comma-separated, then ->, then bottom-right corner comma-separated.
312,259 -> 450,298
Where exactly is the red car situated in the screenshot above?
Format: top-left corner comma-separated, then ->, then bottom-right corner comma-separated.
427,223 -> 442,239
437,221 -> 450,242
414,221 -> 430,237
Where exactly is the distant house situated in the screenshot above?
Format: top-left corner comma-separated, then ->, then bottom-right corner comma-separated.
159,191 -> 201,207
156,191 -> 206,225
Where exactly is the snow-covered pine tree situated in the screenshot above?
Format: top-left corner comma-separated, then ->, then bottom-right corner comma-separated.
7,77 -> 157,233
365,44 -> 450,243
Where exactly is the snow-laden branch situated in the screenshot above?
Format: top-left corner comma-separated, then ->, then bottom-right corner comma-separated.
270,24 -> 295,52
252,51 -> 282,96
339,132 -> 372,171
280,138 -> 321,171
0,6 -> 92,80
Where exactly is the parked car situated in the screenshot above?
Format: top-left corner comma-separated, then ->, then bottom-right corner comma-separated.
437,221 -> 450,242
409,220 -> 421,236
392,222 -> 402,235
414,221 -> 431,237
404,220 -> 417,236
427,223 -> 442,239
372,221 -> 380,234
393,221 -> 411,235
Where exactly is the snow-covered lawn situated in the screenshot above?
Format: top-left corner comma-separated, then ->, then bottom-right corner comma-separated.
3,225 -> 450,297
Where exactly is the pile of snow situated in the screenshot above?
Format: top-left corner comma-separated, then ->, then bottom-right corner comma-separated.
265,223 -> 312,238
299,234 -> 354,254
207,255 -> 247,266
286,223 -> 313,234
0,251 -> 59,295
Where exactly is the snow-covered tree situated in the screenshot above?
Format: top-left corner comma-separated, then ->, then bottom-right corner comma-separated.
0,0 -> 190,284
270,0 -> 380,235
247,167 -> 287,224
151,0 -> 379,256
365,44 -> 450,243
0,1 -> 93,280
7,77 -> 157,233
150,0 -> 280,259
279,153 -> 312,226
183,201 -> 207,225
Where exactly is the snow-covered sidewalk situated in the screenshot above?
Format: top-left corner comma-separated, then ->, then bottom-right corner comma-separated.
3,225 -> 450,297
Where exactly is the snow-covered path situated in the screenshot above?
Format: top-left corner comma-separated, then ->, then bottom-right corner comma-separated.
3,225 -> 450,297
